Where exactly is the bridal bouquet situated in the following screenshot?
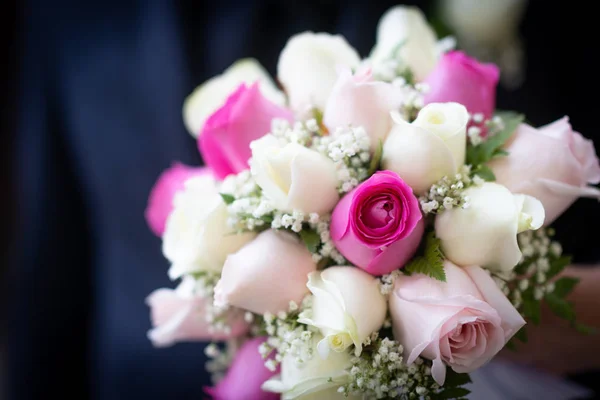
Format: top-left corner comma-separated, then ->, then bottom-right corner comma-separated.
144,5 -> 600,400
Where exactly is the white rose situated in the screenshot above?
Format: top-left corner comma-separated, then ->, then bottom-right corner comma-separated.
250,134 -> 339,214
277,32 -> 361,112
298,267 -> 386,358
163,175 -> 256,279
262,335 -> 359,400
183,58 -> 285,137
382,102 -> 469,194
435,182 -> 545,273
369,6 -> 440,81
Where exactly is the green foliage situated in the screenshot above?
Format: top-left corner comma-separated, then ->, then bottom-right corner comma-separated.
466,112 -> 524,168
546,256 -> 571,280
472,164 -> 496,181
298,229 -> 320,253
219,193 -> 235,205
405,232 -> 446,282
368,140 -> 383,175
431,369 -> 472,400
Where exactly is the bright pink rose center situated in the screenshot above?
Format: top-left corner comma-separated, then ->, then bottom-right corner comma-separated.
361,195 -> 398,229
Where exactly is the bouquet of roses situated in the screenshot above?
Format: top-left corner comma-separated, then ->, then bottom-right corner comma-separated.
144,5 -> 600,400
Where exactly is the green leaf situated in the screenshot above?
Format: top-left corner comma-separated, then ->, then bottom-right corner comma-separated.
545,293 -> 576,322
521,287 -> 541,324
575,322 -> 598,335
473,164 -> 496,181
513,326 -> 528,343
547,256 -> 572,279
299,229 -> 320,253
466,112 -> 524,167
405,232 -> 446,282
552,276 -> 579,298
492,148 -> 510,159
436,387 -> 471,399
368,140 -> 383,175
444,369 -> 472,386
219,193 -> 235,205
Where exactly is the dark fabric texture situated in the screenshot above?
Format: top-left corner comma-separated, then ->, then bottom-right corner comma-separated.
4,1 -> 599,399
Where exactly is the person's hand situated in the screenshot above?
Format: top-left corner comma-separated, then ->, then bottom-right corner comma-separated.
500,265 -> 600,376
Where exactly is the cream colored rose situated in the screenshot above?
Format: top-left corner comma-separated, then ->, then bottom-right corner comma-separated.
369,6 -> 440,81
162,175 -> 256,279
183,58 -> 285,137
250,134 -> 339,214
435,182 -> 545,273
262,335 -> 359,400
277,32 -> 361,112
382,103 -> 469,194
298,267 -> 386,358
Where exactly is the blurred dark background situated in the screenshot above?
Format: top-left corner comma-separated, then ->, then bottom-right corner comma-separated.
0,1 -> 598,399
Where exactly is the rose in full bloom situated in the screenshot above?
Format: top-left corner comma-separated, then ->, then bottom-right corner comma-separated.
205,337 -> 279,400
183,58 -> 285,137
330,171 -> 424,275
298,266 -> 386,358
369,6 -> 440,81
424,51 -> 500,120
489,117 -> 600,225
163,175 -> 256,280
382,102 -> 469,194
250,134 -> 339,214
214,230 -> 317,315
277,32 -> 360,112
389,260 -> 525,385
323,67 -> 406,151
435,182 -> 545,273
262,335 -> 361,400
198,83 -> 293,180
146,276 -> 249,347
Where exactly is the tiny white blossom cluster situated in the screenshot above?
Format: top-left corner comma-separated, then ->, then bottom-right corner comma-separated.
379,270 -> 402,295
419,165 -> 482,215
494,228 -> 563,308
339,337 -> 439,399
467,113 -> 506,146
204,340 -> 240,384
259,297 -> 318,371
193,271 -> 242,336
312,125 -> 371,194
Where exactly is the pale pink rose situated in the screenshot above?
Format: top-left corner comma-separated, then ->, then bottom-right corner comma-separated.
214,230 -> 317,315
146,277 -> 249,347
323,67 -> 406,150
330,171 -> 424,276
389,260 -> 525,385
205,337 -> 279,400
198,83 -> 293,180
144,163 -> 207,236
424,51 -> 499,120
489,117 -> 600,224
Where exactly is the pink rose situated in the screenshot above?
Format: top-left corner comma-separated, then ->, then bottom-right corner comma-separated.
214,230 -> 317,314
489,117 -> 600,225
205,337 -> 279,400
389,260 -> 525,385
198,83 -> 293,180
330,171 -> 424,275
323,67 -> 406,150
146,277 -> 249,347
144,163 -> 207,236
424,51 -> 499,120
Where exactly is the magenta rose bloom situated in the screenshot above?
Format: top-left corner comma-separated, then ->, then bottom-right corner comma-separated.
205,337 -> 279,400
330,171 -> 424,275
424,51 -> 499,120
144,163 -> 208,236
199,82 -> 293,180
